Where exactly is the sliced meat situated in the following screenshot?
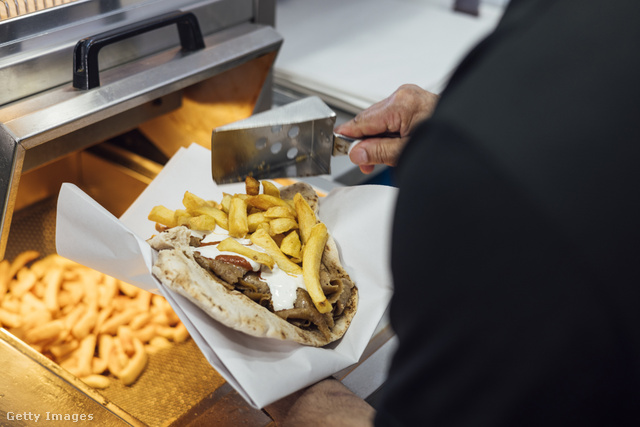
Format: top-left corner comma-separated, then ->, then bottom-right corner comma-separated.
193,252 -> 248,287
276,289 -> 331,340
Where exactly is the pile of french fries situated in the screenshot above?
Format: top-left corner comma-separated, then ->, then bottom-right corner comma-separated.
0,251 -> 189,389
149,177 -> 332,313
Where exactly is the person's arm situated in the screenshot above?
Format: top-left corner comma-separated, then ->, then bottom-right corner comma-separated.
334,84 -> 439,174
264,378 -> 375,427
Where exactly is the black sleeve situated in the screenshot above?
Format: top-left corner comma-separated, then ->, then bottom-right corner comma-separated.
375,1 -> 640,426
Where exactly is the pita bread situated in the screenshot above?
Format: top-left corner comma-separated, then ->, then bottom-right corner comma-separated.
148,184 -> 357,347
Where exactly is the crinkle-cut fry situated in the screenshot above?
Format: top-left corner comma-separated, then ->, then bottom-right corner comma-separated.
25,319 -> 65,343
82,374 -> 111,389
302,223 -> 332,314
117,338 -> 148,386
7,250 -> 40,280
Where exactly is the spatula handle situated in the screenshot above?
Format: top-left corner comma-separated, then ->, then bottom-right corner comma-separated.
333,134 -> 361,156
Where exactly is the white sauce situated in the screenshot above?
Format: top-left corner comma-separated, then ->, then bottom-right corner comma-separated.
193,226 -> 306,311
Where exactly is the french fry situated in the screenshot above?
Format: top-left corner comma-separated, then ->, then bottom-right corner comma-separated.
82,374 -> 110,389
0,308 -> 21,328
228,196 -> 249,238
117,280 -> 139,298
302,223 -> 332,313
117,338 -> 148,386
261,180 -> 280,198
216,238 -> 274,269
43,268 -> 62,312
148,205 -> 177,228
245,176 -> 261,196
294,193 -> 317,245
0,259 -> 10,297
189,214 -> 216,231
248,194 -> 296,217
250,229 -> 302,275
182,191 -> 215,210
264,206 -> 296,219
10,269 -> 37,298
7,250 -> 39,280
269,217 -> 299,236
280,230 -> 302,260
247,212 -> 268,232
25,319 -> 65,343
191,206 -> 228,230
72,306 -> 98,340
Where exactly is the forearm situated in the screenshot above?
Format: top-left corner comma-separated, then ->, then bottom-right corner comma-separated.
265,379 -> 375,427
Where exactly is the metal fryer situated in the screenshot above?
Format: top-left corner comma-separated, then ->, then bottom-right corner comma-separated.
1,1 -> 281,425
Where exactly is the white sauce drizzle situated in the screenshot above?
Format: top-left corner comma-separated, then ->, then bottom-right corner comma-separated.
193,226 -> 306,311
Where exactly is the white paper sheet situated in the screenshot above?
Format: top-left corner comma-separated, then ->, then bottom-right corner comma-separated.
56,143 -> 397,408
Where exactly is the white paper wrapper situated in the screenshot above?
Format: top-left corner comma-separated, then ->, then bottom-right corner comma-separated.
56,143 -> 397,408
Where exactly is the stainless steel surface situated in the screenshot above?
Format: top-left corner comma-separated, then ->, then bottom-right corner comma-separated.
211,96 -> 358,183
0,0 -> 254,106
0,329 -> 144,426
0,0 -> 282,258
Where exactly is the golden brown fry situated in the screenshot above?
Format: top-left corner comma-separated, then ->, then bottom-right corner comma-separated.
117,338 -> 148,386
250,229 -> 302,275
82,374 -> 110,389
220,193 -> 232,213
247,212 -> 268,232
245,176 -> 261,196
7,250 -> 40,280
228,196 -> 249,238
173,323 -> 190,343
189,214 -> 216,231
148,205 -> 177,228
191,206 -> 228,230
264,206 -> 296,219
280,230 -> 302,260
269,217 -> 299,236
302,223 -> 332,313
182,191 -> 215,210
25,319 -> 65,343
248,194 -> 296,217
216,238 -> 274,269
0,259 -> 10,297
43,268 -> 63,313
294,193 -> 317,245
0,308 -> 21,328
72,306 -> 98,340
261,180 -> 280,198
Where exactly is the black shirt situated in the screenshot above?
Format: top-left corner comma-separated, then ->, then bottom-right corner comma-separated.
377,1 -> 640,425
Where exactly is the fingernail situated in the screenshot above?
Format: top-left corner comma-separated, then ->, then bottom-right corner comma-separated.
350,147 -> 369,165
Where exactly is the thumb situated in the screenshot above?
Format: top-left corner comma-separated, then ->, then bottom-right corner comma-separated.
349,137 -> 408,169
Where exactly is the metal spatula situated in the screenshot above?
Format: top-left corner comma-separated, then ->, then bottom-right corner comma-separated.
211,96 -> 358,184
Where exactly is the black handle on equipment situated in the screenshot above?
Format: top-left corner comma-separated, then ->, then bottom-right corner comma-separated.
73,11 -> 205,90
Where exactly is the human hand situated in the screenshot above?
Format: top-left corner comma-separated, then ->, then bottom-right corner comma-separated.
334,84 -> 439,174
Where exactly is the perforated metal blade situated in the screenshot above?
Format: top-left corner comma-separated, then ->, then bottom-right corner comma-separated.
211,96 -> 337,184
